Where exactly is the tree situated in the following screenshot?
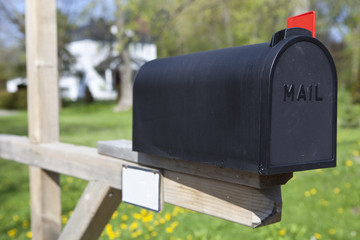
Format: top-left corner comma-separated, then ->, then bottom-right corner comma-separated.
311,0 -> 360,101
0,0 -> 76,80
110,0 -> 300,111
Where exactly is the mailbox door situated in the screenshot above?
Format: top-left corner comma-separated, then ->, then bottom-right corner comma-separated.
267,37 -> 337,174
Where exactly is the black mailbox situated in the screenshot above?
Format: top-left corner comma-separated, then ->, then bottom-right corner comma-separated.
133,28 -> 337,175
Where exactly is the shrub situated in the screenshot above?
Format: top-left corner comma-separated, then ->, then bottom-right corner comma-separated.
0,88 -> 27,110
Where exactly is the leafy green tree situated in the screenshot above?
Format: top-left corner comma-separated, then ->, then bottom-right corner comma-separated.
110,0 -> 298,110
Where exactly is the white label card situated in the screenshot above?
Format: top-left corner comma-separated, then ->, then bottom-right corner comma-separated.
122,165 -> 162,212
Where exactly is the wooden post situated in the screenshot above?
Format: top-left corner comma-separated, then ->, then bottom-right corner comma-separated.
29,167 -> 61,239
25,0 -> 61,238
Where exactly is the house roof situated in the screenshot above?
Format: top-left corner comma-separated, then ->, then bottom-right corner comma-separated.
70,19 -> 116,42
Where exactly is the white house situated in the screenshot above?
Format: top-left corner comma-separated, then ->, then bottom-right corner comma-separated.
7,22 -> 157,101
58,39 -> 156,101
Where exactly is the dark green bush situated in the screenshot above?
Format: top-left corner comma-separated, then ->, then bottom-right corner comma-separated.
0,88 -> 27,110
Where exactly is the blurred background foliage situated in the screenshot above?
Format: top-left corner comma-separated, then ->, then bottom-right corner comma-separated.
0,0 -> 359,109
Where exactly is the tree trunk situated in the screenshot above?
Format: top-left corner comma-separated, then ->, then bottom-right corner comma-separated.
222,0 -> 233,47
351,26 -> 360,85
293,0 -> 309,15
350,25 -> 360,102
114,47 -> 133,112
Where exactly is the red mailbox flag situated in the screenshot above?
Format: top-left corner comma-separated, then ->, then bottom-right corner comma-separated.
287,11 -> 316,38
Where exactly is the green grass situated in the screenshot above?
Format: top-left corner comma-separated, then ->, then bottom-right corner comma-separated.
0,99 -> 360,240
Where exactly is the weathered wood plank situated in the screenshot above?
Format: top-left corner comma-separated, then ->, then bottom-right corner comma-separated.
25,0 -> 60,238
97,140 -> 292,188
26,0 -> 59,143
0,134 -> 283,227
164,171 -> 281,228
0,135 -> 124,189
59,181 -> 122,240
29,167 -> 61,239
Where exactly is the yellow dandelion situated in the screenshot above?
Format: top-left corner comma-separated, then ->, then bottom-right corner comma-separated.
187,235 -> 193,240
145,234 -> 150,239
130,222 -> 138,230
67,177 -> 73,183
315,169 -> 322,174
279,229 -> 286,236
172,206 -> 180,216
141,209 -> 147,216
151,231 -> 158,237
160,218 -> 165,224
63,185 -> 69,191
132,230 -> 142,237
108,233 -> 115,240
22,220 -> 29,229
329,229 -> 335,235
62,215 -> 68,224
142,214 -> 153,222
310,188 -> 317,195
353,150 -> 359,156
170,237 -> 175,240
154,220 -> 159,226
26,231 -> 32,238
345,182 -> 351,189
166,227 -> 174,233
133,213 -> 142,219
106,224 -> 115,239
333,187 -> 340,195
337,208 -> 344,214
120,223 -> 127,230
314,232 -> 322,239
165,213 -> 171,221
8,228 -> 17,237
346,160 -> 354,167
122,215 -> 128,221
332,170 -> 339,176
171,221 -> 179,228
112,211 -> 118,219
12,215 -> 20,222
148,226 -> 154,231
320,199 -> 329,206
69,211 -> 73,216
304,191 -> 311,197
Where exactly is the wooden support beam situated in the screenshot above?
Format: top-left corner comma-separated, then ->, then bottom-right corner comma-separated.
59,181 -> 122,240
164,171 -> 281,228
98,140 -> 292,188
29,167 -> 61,239
0,135 -> 284,227
25,0 -> 60,238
